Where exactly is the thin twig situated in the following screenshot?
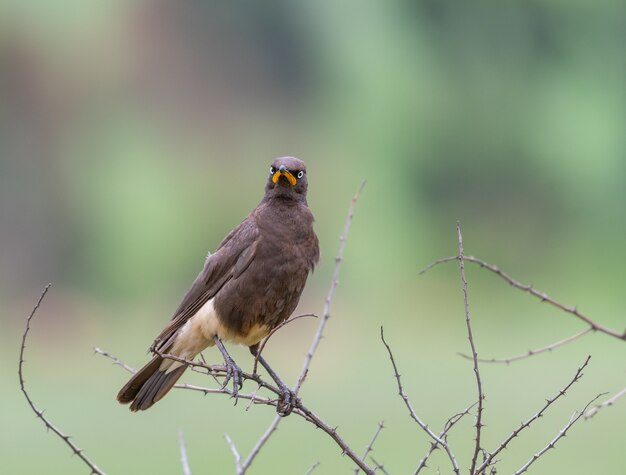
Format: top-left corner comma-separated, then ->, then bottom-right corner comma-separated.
354,421 -> 385,474
294,180 -> 366,395
475,355 -> 592,474
253,313 -> 318,374
178,430 -> 192,475
19,284 -> 106,475
304,461 -> 320,475
93,347 -> 136,373
419,255 -> 626,341
380,326 -> 461,475
585,386 -> 626,419
370,457 -> 390,475
514,393 -> 606,475
296,403 -> 375,475
458,328 -> 593,364
414,402 -> 477,474
456,223 -> 484,475
239,416 -> 281,474
224,433 -> 243,475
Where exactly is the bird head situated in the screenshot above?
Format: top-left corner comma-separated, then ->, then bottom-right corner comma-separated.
264,157 -> 308,201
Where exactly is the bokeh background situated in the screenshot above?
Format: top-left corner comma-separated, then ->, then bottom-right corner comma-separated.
2,1 -> 625,473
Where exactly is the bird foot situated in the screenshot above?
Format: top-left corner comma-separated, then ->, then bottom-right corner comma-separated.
276,384 -> 298,417
221,357 -> 243,404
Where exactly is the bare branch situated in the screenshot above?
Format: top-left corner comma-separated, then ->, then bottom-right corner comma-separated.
456,223 -> 485,475
253,313 -> 318,375
514,393 -> 606,475
414,402 -> 477,474
19,284 -> 106,475
475,355 -> 592,474
294,180 -> 366,394
239,416 -> 281,474
94,347 -> 136,373
420,255 -> 626,341
380,327 -> 461,475
95,347 -> 277,405
296,403 -> 375,475
178,430 -> 192,475
585,386 -> 626,419
99,328 -> 374,473
354,421 -> 385,474
370,457 -> 390,475
458,328 -> 593,364
224,433 -> 243,475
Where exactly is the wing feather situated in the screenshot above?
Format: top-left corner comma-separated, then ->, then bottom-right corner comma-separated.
151,217 -> 259,352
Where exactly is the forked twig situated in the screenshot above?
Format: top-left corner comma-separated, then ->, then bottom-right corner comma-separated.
238,415 -> 281,474
420,255 -> 625,341
585,386 -> 626,419
475,355 -> 592,474
458,328 -> 593,364
253,313 -> 318,375
414,402 -> 477,474
19,284 -> 106,475
294,180 -> 366,394
380,327 -> 461,475
354,421 -> 385,474
224,433 -> 243,474
371,457 -> 390,475
456,223 -> 485,475
514,393 -> 606,474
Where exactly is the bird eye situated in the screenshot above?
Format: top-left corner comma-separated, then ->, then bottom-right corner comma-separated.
269,166 -> 275,175
297,171 -> 304,179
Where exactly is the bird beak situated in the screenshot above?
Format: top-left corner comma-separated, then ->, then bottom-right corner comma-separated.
272,168 -> 297,186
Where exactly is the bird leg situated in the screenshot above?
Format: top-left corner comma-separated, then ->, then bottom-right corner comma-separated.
213,335 -> 243,404
249,344 -> 297,416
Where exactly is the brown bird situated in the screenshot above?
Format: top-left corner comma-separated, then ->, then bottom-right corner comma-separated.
117,157 -> 319,415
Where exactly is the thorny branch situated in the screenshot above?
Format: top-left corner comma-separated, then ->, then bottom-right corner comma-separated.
419,255 -> 626,342
295,179 -> 366,394
458,328 -> 593,365
514,393 -> 605,475
252,313 -> 318,375
475,355 -> 592,474
354,421 -> 385,475
380,326 -> 461,475
414,402 -> 477,474
19,284 -> 106,475
456,223 -> 485,475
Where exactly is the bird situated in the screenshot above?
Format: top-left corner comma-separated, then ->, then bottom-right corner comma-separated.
117,156 -> 320,415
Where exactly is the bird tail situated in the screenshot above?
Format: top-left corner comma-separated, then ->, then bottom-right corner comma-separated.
117,355 -> 187,412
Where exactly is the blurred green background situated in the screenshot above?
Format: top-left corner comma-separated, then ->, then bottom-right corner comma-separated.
2,1 -> 625,473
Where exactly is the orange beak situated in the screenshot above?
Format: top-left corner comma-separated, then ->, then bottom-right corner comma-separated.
272,170 -> 297,186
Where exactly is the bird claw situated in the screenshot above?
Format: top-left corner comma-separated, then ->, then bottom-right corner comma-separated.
276,385 -> 298,417
221,358 -> 243,404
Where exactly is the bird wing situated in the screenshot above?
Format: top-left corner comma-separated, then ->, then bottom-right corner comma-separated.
151,216 -> 260,352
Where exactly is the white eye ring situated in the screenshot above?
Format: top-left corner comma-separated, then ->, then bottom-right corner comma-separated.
269,166 -> 275,175
297,171 -> 304,179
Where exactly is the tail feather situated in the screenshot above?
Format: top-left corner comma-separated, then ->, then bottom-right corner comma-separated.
117,356 -> 187,411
